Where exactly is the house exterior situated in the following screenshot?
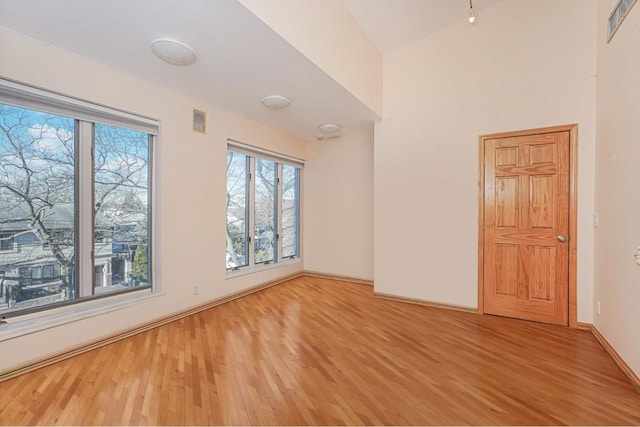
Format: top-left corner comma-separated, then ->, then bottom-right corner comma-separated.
0,204 -> 144,312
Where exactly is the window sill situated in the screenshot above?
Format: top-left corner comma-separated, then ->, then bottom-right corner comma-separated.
0,288 -> 163,342
226,257 -> 301,279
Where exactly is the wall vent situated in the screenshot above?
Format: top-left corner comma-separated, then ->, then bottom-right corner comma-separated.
608,0 -> 637,41
193,109 -> 206,134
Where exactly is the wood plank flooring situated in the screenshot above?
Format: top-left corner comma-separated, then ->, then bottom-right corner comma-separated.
1,276 -> 639,425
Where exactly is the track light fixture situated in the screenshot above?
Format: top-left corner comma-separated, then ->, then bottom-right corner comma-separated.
469,0 -> 478,23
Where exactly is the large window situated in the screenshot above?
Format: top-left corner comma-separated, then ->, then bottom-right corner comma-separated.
226,141 -> 301,271
0,79 -> 156,317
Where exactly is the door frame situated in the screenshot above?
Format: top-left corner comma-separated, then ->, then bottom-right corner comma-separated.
477,124 -> 578,328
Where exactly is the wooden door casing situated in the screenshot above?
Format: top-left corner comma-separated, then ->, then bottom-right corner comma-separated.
478,125 -> 578,327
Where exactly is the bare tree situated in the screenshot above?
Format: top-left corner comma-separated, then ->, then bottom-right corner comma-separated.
254,158 -> 276,263
226,152 -> 247,267
94,123 -> 149,247
0,105 -> 149,303
0,105 -> 76,290
225,153 -> 298,267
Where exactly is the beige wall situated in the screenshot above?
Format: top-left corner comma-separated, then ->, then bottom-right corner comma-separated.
0,27 -> 307,372
375,0 -> 597,318
238,0 -> 382,117
594,0 -> 640,376
303,130 -> 374,280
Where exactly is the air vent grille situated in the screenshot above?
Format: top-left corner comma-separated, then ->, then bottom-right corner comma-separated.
193,109 -> 206,134
608,0 -> 637,41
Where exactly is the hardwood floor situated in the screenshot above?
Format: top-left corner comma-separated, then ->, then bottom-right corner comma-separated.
1,276 -> 639,425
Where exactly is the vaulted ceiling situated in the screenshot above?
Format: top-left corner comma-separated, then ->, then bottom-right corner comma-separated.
0,0 -> 503,141
343,0 -> 504,54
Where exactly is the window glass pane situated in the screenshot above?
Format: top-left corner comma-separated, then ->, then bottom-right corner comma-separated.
226,151 -> 248,268
0,104 -> 75,315
0,233 -> 14,251
254,158 -> 276,264
42,264 -> 53,278
281,165 -> 299,258
94,124 -> 150,295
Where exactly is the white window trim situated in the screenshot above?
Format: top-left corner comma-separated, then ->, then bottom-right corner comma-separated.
225,256 -> 301,279
0,289 -> 162,342
0,78 -> 159,134
227,140 -> 305,169
0,78 -> 160,318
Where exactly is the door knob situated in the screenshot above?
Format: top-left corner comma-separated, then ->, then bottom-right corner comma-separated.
557,235 -> 567,242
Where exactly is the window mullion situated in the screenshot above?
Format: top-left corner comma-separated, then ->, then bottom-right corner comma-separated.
248,157 -> 256,268
295,168 -> 301,258
147,135 -> 155,286
276,164 -> 283,263
77,121 -> 94,297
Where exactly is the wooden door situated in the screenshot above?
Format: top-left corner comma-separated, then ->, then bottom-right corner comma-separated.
481,129 -> 571,326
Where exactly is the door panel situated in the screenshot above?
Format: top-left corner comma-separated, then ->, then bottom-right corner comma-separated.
483,131 -> 570,326
528,245 -> 555,301
530,176 -> 554,228
495,244 -> 517,296
496,177 -> 518,227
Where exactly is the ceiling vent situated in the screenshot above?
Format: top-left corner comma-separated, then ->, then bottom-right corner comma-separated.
608,0 -> 637,41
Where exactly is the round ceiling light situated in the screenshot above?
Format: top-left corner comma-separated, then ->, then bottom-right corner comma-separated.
318,123 -> 341,134
261,95 -> 291,110
151,39 -> 197,66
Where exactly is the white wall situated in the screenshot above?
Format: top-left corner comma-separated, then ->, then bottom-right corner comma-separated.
0,27 -> 307,372
594,0 -> 640,377
375,0 -> 597,319
303,130 -> 374,280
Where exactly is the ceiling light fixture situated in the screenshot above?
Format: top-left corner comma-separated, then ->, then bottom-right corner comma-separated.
151,39 -> 197,66
261,95 -> 291,110
468,0 -> 478,23
318,123 -> 341,134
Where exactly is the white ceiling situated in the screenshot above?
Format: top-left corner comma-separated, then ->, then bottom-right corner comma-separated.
0,0 -> 502,142
0,0 -> 378,142
343,0 -> 505,54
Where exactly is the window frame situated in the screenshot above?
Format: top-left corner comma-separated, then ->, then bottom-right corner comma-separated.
226,140 -> 302,275
0,78 -> 158,319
